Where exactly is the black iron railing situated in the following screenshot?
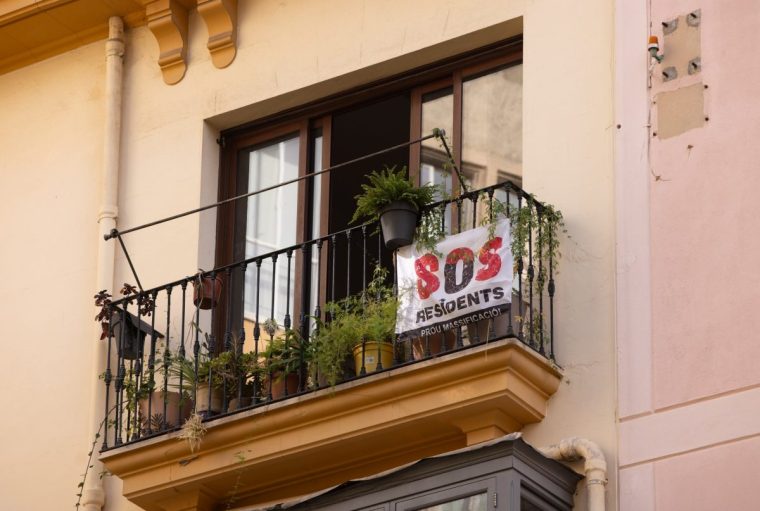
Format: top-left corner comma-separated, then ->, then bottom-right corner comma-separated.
99,180 -> 558,451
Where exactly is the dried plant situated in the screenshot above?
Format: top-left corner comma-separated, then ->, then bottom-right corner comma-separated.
178,413 -> 207,453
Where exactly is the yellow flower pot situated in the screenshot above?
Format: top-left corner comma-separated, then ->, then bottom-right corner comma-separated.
353,341 -> 394,375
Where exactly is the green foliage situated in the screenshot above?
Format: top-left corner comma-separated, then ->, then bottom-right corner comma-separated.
414,204 -> 447,256
480,192 -> 566,350
350,165 -> 439,225
263,328 -> 311,378
312,266 -> 398,387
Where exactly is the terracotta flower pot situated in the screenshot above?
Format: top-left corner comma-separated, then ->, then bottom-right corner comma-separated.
192,275 -> 223,310
269,371 -> 300,399
411,332 -> 457,360
139,390 -> 193,432
196,384 -> 223,416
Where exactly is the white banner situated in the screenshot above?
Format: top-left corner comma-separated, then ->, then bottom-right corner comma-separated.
396,219 -> 513,339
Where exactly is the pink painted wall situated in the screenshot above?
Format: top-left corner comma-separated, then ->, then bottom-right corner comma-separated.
649,1 -> 760,409
618,1 -> 760,509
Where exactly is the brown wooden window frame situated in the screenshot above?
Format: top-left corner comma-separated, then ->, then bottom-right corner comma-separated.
214,39 -> 523,341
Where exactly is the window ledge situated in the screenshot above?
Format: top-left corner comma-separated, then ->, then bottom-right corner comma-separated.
100,338 -> 562,511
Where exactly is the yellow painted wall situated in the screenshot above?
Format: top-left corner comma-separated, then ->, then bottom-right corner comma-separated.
0,0 -> 616,509
0,41 -> 106,509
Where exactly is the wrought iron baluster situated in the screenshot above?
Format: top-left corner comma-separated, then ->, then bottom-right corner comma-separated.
114,302 -> 127,446
253,260 -> 262,402
146,290 -> 158,434
102,306 -> 114,450
132,299 -> 143,440
537,208 -> 545,356
548,224 -> 555,360
223,267 -> 233,413
313,240 -> 323,387
193,296 -> 200,413
176,284 -> 186,427
517,195 -> 524,341
163,287 -> 172,430
346,230 -> 352,301
238,263 -> 247,408
527,202 -> 535,349
206,271 -> 217,416
455,197 -> 464,349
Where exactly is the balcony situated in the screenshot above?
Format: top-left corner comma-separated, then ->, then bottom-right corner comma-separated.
97,180 -> 563,511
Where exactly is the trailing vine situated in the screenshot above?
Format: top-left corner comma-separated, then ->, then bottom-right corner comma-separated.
480,192 -> 566,350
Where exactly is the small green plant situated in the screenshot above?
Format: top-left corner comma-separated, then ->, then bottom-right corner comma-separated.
263,328 -> 310,379
350,165 -> 439,225
480,193 -> 565,351
312,266 -> 398,387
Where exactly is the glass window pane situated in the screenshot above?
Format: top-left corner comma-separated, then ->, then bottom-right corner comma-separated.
462,64 -> 522,189
421,88 -> 454,235
421,88 -> 454,198
416,492 -> 487,511
243,135 -> 299,325
309,134 -> 323,316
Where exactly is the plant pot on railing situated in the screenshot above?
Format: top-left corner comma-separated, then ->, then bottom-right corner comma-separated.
352,341 -> 394,375
192,274 -> 223,310
379,201 -> 419,250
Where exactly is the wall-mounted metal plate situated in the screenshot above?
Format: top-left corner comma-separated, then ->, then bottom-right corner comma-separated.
661,11 -> 701,80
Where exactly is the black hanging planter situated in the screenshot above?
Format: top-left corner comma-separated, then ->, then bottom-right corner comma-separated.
110,308 -> 164,360
379,200 -> 419,250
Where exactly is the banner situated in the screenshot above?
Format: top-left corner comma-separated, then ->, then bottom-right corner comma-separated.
396,219 -> 512,339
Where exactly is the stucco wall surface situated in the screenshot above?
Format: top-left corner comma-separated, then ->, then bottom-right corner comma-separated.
0,0 -> 616,509
649,1 -> 760,409
618,1 -> 760,509
0,41 -> 105,510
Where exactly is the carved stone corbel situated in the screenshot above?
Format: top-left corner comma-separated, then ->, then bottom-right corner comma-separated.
197,0 -> 238,68
142,0 -> 192,85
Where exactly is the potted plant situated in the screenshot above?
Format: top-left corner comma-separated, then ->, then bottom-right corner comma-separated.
172,354 -> 225,417
350,165 -> 438,250
192,272 -> 223,310
312,267 -> 398,386
263,328 -> 309,399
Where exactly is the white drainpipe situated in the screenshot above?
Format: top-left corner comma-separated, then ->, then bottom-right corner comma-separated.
81,16 -> 125,511
539,437 -> 608,511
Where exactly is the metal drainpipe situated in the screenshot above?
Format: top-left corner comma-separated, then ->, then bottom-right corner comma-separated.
539,437 -> 608,511
81,16 -> 125,511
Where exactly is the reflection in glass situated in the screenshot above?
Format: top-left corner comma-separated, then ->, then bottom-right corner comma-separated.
243,136 -> 299,324
309,135 -> 323,315
421,88 -> 453,234
417,492 -> 487,511
462,64 -> 522,189
460,64 -> 522,231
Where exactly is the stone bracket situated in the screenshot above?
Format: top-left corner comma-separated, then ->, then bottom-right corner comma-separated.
142,0 -> 191,85
197,0 -> 238,69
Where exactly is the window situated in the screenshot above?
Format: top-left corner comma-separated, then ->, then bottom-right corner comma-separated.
216,40 -> 523,343
281,438 -> 581,511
